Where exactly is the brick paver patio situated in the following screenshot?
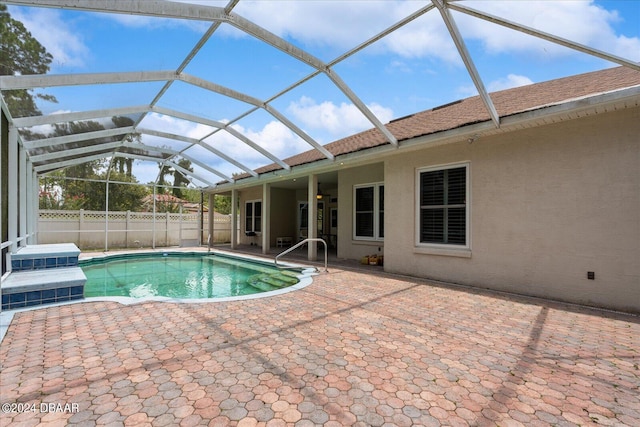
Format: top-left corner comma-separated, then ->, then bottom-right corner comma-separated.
1,264 -> 638,426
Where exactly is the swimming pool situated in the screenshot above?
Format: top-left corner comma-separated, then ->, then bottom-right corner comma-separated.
80,252 -> 309,300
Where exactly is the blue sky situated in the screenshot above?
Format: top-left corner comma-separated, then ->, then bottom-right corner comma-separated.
8,0 -> 640,185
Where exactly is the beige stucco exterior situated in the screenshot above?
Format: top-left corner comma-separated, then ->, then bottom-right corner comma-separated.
382,107 -> 639,312
227,105 -> 638,313
337,163 -> 385,260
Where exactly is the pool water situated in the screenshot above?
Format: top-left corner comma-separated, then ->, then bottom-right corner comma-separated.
80,253 -> 301,299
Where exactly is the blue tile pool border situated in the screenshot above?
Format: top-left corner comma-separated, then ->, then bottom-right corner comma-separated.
2,286 -> 84,311
11,255 -> 79,272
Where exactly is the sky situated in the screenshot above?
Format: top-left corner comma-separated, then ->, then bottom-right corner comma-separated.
6,0 -> 640,186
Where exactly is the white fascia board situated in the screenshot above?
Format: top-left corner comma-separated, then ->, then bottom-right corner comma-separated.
13,106 -> 149,128
498,85 -> 640,128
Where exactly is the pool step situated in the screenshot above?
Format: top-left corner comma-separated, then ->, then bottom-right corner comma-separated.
2,244 -> 86,310
246,271 -> 300,292
10,243 -> 80,272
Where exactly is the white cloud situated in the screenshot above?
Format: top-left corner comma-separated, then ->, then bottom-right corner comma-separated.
242,121 -> 309,158
11,7 -> 89,69
287,96 -> 394,137
231,0 -> 462,62
28,123 -> 56,137
456,73 -> 534,98
15,0 -> 635,77
380,12 -> 460,63
232,0 -> 639,63
139,113 -> 218,140
385,61 -> 414,74
487,74 -> 534,92
457,1 -> 640,61
203,120 -> 309,171
234,1 -> 408,48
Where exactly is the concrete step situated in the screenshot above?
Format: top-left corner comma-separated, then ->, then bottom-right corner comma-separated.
1,267 -> 86,310
10,243 -> 80,272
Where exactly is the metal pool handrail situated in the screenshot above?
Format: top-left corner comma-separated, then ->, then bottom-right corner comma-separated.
275,238 -> 328,272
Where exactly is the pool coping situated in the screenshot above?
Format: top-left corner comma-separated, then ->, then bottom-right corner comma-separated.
1,248 -> 317,343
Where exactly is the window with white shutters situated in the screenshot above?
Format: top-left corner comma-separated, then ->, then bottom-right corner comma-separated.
418,165 -> 468,246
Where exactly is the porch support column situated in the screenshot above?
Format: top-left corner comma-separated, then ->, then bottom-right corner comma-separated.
308,174 -> 318,261
208,193 -> 214,249
30,169 -> 39,244
230,189 -> 238,249
18,145 -> 27,248
104,180 -> 109,252
8,125 -> 18,255
261,183 -> 271,254
152,185 -> 156,249
25,158 -> 34,244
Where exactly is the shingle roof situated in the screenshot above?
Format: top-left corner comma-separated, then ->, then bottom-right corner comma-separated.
243,66 -> 640,178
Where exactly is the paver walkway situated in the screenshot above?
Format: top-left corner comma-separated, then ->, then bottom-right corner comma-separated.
1,265 -> 638,426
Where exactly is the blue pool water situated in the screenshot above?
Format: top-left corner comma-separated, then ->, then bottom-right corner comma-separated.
80,252 -> 301,299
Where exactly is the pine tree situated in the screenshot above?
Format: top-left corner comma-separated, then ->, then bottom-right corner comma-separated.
0,4 -> 56,117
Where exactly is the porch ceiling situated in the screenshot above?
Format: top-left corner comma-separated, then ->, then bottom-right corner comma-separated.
1,0 -> 638,190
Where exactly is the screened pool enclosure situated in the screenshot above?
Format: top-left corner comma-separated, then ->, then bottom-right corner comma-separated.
2,0 -> 638,276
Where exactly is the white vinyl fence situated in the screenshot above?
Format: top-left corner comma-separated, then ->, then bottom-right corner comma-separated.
38,209 -> 233,250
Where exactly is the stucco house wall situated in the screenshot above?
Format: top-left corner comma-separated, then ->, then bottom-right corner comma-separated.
383,107 -> 640,312
337,163 -> 385,260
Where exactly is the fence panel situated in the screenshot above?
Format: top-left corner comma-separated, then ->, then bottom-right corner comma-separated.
38,209 -> 232,250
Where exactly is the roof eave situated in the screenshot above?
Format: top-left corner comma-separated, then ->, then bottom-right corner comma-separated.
209,84 -> 640,193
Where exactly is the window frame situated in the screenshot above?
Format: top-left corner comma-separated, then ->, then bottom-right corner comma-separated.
245,199 -> 262,233
353,182 -> 384,241
415,162 -> 470,251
